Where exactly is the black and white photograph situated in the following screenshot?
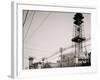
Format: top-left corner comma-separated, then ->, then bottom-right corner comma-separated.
23,10 -> 91,69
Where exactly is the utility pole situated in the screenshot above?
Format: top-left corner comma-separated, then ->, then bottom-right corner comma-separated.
60,48 -> 63,67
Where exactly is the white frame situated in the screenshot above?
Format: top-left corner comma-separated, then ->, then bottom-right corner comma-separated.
11,1 -> 97,78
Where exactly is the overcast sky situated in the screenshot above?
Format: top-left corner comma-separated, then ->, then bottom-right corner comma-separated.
23,10 -> 91,69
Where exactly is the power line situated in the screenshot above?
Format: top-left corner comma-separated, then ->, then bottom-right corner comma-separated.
24,11 -> 36,40
24,47 -> 53,53
47,50 -> 60,59
25,37 -> 90,63
25,38 -> 90,62
31,43 -> 91,62
23,10 -> 29,27
46,38 -> 90,60
29,12 -> 52,40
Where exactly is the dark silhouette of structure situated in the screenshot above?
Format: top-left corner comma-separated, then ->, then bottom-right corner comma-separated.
72,13 -> 85,65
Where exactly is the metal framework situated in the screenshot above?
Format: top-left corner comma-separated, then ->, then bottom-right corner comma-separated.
72,13 -> 86,65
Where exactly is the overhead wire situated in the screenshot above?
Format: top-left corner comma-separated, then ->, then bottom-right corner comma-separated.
38,40 -> 90,61
24,12 -> 52,62
46,39 -> 90,60
23,10 -> 29,27
24,11 -> 36,40
29,12 -> 52,40
24,47 -> 53,53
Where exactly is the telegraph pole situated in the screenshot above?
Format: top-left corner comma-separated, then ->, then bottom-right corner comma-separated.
60,48 -> 63,67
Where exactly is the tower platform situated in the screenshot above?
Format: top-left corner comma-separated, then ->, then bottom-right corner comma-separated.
72,36 -> 85,43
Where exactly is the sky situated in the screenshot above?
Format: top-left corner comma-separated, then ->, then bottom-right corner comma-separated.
23,10 -> 91,69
